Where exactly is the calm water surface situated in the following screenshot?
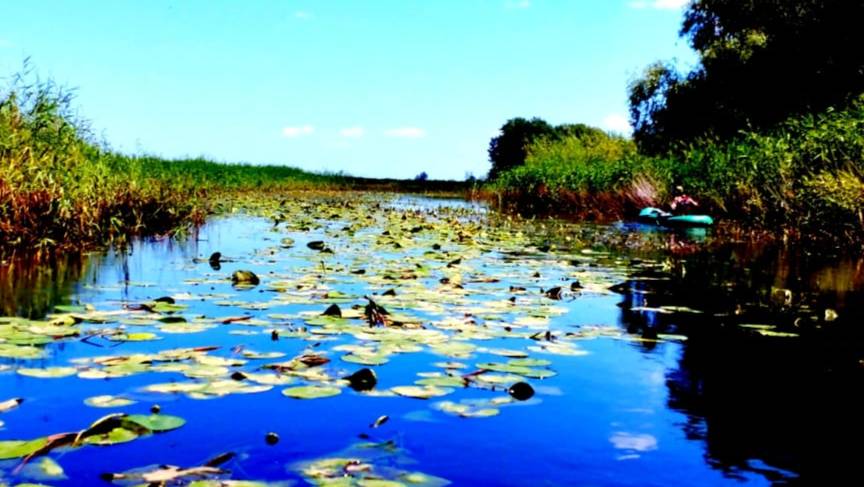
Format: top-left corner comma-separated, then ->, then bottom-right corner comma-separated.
1,195 -> 862,486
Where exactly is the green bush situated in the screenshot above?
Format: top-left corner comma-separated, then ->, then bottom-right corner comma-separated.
489,95 -> 864,241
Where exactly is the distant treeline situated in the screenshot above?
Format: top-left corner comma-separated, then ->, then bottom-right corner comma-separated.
486,0 -> 864,243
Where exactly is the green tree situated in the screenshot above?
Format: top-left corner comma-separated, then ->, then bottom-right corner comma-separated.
487,117 -> 556,179
487,119 -> 611,179
630,0 -> 864,154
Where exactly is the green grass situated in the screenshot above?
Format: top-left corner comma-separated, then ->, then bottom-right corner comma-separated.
0,72 -> 475,257
488,96 -> 864,242
0,75 -> 344,257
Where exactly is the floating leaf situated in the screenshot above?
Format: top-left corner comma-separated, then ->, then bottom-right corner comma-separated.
507,358 -> 551,367
342,353 -> 390,366
241,372 -> 294,386
414,376 -> 466,388
109,332 -> 160,342
20,456 -> 66,480
54,304 -> 88,313
17,367 -> 78,378
357,480 -> 405,487
282,385 -> 342,399
81,427 -> 139,445
0,344 -> 45,359
0,438 -> 49,460
435,400 -> 499,418
123,414 -> 187,432
391,386 -> 452,399
84,395 -> 136,408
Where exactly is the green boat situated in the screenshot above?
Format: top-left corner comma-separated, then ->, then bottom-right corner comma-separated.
638,207 -> 714,227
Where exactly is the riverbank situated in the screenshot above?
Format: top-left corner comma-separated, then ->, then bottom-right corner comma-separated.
485,97 -> 864,246
0,80 -> 473,258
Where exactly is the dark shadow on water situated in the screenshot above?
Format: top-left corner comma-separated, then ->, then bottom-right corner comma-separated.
0,228 -> 204,318
0,253 -> 89,319
615,238 -> 864,484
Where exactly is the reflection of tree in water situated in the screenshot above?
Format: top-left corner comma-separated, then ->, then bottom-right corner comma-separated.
0,254 -> 90,318
0,226 -> 205,319
665,330 -> 864,484
617,242 -> 864,484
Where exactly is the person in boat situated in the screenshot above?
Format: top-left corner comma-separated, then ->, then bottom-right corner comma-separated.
669,185 -> 698,215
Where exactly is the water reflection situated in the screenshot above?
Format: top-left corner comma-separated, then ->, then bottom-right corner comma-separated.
0,226 -> 208,318
2,202 -> 863,485
0,253 -> 89,318
616,239 -> 864,483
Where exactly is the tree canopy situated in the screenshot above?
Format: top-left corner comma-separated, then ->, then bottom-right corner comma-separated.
487,118 -> 557,179
487,118 -> 607,179
629,0 -> 864,154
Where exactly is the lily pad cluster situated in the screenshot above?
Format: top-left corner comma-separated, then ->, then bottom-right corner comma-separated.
0,193 -> 698,485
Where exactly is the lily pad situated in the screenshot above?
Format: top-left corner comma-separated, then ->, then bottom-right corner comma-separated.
123,414 -> 187,432
19,456 -> 66,480
282,385 -> 342,399
342,353 -> 390,366
84,395 -> 136,408
391,386 -> 453,399
414,376 -> 467,388
17,367 -> 78,378
0,438 -> 49,460
81,427 -> 139,445
0,344 -> 46,359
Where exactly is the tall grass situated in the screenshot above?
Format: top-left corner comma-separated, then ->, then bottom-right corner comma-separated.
0,73 -> 339,257
489,131 -> 666,218
668,98 -> 864,239
489,97 -> 864,241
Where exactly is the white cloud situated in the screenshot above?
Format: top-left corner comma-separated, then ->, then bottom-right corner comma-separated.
282,125 -> 315,138
629,0 -> 689,10
339,127 -> 365,138
505,0 -> 531,9
602,114 -> 632,134
384,127 -> 426,138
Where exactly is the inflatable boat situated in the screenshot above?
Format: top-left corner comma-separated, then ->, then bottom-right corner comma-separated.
637,207 -> 714,227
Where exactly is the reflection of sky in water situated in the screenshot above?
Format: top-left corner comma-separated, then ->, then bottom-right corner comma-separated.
0,198 -> 814,486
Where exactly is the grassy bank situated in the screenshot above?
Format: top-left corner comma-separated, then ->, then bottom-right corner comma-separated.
487,97 -> 864,243
0,82 -> 336,257
0,76 -> 476,257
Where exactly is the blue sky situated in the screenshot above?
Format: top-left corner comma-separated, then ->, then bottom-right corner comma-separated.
1,0 -> 696,179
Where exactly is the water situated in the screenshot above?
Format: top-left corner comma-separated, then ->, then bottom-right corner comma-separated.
1,194 -> 862,486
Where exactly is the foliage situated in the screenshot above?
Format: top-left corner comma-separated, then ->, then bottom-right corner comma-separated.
490,97 -> 864,241
487,118 -> 611,180
487,117 -> 557,180
493,129 -> 642,194
629,0 -> 864,154
0,72 -> 340,256
672,97 -> 864,238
